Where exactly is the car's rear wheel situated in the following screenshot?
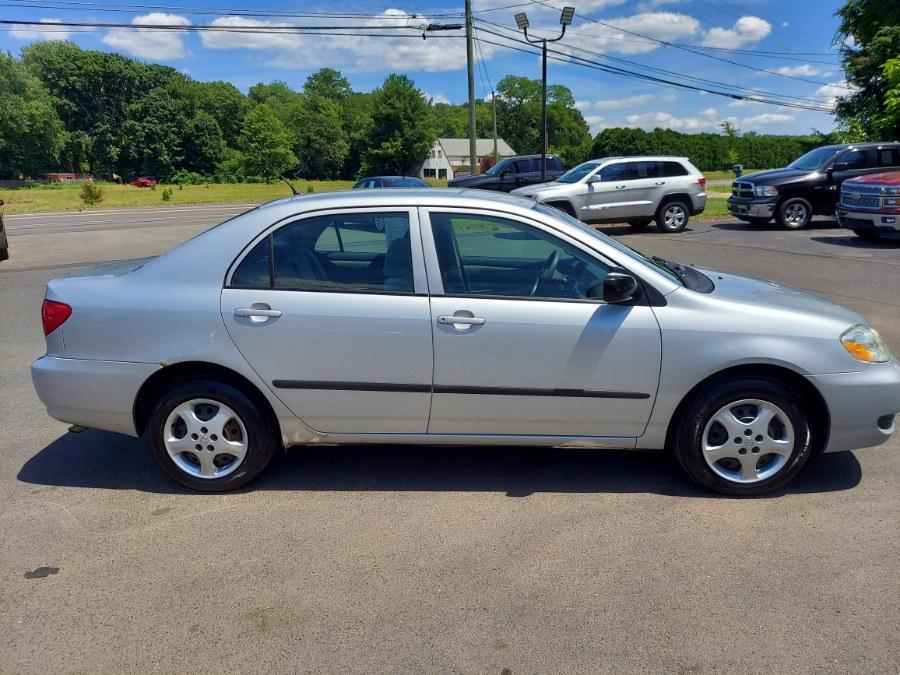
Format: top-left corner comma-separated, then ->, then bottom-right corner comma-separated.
656,199 -> 690,232
148,379 -> 280,492
672,377 -> 813,496
776,198 -> 812,230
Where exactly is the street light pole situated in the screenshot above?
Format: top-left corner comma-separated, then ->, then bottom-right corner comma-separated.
515,7 -> 575,182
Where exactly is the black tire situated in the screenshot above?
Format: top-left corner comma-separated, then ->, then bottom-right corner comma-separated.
671,377 -> 813,496
775,197 -> 812,230
546,201 -> 576,218
628,219 -> 652,228
148,379 -> 280,492
655,199 -> 690,233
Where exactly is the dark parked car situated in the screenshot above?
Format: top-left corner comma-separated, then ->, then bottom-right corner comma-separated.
836,171 -> 900,241
727,143 -> 900,229
448,154 -> 565,192
353,176 -> 429,189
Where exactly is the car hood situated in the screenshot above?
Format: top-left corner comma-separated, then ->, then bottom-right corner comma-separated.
511,181 -> 569,197
699,267 -> 864,326
738,167 -> 810,185
449,175 -> 497,188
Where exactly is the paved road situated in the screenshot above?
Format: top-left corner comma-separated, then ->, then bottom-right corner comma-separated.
1,205 -> 898,673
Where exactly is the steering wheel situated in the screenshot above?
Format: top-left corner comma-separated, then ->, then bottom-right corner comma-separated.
530,250 -> 561,296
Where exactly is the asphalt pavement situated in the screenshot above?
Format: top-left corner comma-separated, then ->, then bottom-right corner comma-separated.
1,204 -> 898,673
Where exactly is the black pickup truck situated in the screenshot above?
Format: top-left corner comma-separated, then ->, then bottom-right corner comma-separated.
448,154 -> 565,192
727,142 -> 900,229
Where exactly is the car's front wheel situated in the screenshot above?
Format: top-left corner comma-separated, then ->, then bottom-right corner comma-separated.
148,379 -> 280,492
776,198 -> 812,229
672,377 -> 813,496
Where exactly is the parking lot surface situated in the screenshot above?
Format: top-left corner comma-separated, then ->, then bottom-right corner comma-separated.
1,206 -> 898,672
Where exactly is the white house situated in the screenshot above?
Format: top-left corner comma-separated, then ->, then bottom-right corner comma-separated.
420,138 -> 516,180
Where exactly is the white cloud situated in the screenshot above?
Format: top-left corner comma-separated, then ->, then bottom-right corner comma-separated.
584,115 -> 607,133
425,92 -> 451,105
566,12 -> 699,55
702,16 -> 771,49
102,13 -> 191,60
9,18 -> 70,42
661,89 -> 678,103
815,80 -> 852,106
741,113 -> 793,126
637,0 -> 685,11
624,111 -> 720,131
774,64 -> 828,77
701,107 -> 717,117
574,100 -> 592,111
592,93 -> 654,109
200,10 -> 491,72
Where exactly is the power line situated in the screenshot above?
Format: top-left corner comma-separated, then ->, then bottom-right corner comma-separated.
0,18 -> 461,32
474,28 -> 834,112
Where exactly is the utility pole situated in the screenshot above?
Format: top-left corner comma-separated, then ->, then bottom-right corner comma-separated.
465,0 -> 477,174
515,7 -> 575,182
492,92 -> 498,160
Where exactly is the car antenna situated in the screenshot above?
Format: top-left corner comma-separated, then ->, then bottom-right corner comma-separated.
280,176 -> 299,196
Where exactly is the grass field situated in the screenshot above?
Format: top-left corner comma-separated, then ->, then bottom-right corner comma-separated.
0,178 -> 732,219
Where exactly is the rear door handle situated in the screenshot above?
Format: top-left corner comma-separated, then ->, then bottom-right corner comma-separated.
655,180 -> 666,185
234,307 -> 282,318
437,315 -> 485,326
615,184 -> 627,190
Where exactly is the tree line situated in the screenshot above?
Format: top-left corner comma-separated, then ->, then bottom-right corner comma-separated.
0,40 -> 869,183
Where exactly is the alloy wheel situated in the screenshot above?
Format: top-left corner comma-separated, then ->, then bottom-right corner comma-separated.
163,398 -> 248,479
663,204 -> 687,229
784,203 -> 808,227
701,398 -> 794,484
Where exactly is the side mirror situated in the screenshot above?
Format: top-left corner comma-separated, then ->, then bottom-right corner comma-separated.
587,175 -> 602,184
589,272 -> 640,303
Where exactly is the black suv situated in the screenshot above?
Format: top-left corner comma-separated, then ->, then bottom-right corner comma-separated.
727,143 -> 900,229
448,154 -> 565,192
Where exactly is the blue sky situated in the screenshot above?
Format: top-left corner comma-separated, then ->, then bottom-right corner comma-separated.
2,0 -> 849,136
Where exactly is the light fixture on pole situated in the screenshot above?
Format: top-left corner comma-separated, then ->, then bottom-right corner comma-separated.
515,6 -> 575,181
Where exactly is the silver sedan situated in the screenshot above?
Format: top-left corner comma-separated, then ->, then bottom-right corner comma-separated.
31,189 -> 900,495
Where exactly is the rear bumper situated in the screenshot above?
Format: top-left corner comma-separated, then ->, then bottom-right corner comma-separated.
836,208 -> 900,238
727,196 -> 776,220
810,360 -> 900,453
31,356 -> 159,436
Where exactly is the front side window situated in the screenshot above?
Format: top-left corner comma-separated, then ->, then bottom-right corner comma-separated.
429,212 -> 611,300
230,212 -> 414,293
839,149 -> 868,170
600,163 -> 628,182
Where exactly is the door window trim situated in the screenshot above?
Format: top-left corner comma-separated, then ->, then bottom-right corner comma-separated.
418,207 -> 624,303
224,206 -> 429,297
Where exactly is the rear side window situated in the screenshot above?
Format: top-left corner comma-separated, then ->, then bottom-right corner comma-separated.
662,161 -> 689,177
230,212 -> 414,293
876,148 -> 900,168
624,161 -> 662,179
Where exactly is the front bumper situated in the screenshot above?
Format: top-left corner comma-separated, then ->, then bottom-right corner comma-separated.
836,208 -> 900,239
727,196 -> 776,220
810,360 -> 900,453
32,356 -> 159,436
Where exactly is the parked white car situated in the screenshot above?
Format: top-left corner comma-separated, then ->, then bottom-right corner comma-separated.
512,156 -> 707,232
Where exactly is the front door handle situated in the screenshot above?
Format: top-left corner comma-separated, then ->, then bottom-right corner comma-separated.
437,315 -> 485,326
234,305 -> 282,322
655,180 -> 666,185
615,184 -> 627,190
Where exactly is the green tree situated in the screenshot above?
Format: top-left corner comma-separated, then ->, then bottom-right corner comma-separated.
835,0 -> 900,139
880,57 -> 900,135
0,52 -> 65,178
362,74 -> 437,175
303,68 -> 352,102
287,96 -> 348,179
238,104 -> 297,179
195,81 -> 248,147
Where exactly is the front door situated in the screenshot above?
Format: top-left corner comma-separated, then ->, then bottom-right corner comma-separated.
421,209 -> 662,438
222,208 -> 433,434
580,162 -> 632,222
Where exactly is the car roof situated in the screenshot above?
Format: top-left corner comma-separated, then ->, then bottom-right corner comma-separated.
357,175 -> 424,180
258,187 -> 535,213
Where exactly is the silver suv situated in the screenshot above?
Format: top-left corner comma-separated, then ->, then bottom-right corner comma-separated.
512,156 -> 707,232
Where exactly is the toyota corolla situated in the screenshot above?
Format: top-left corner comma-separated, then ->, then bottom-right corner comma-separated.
31,190 -> 900,495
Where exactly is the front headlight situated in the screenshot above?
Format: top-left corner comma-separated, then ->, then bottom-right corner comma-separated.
754,185 -> 778,197
841,324 -> 892,363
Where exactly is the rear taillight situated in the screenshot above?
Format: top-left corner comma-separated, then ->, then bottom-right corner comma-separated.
698,177 -> 707,188
42,299 -> 72,336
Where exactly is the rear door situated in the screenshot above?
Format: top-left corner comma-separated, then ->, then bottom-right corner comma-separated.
222,207 -> 433,434
421,208 -> 662,438
619,161 -> 665,219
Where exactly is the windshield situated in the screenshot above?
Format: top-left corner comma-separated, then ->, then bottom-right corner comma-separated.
484,158 -> 512,175
384,177 -> 427,187
533,203 -> 681,285
787,146 -> 841,171
556,161 -> 601,184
